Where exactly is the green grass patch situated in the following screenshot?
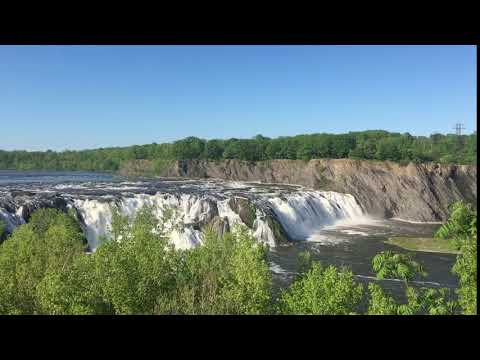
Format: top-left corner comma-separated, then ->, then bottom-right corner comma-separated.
384,236 -> 460,254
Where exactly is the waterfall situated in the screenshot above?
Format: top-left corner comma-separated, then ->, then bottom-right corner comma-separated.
73,193 -> 219,251
267,191 -> 365,240
1,180 -> 368,250
73,199 -> 114,250
217,198 -> 242,225
253,217 -> 276,247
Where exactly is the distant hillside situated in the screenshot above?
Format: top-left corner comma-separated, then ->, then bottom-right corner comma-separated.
0,130 -> 476,172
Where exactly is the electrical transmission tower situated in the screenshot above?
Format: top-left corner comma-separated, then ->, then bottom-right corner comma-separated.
453,123 -> 465,135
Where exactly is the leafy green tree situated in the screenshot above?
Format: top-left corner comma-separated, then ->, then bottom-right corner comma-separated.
220,227 -> 272,314
368,251 -> 457,315
172,137 -> 206,159
204,139 -> 225,160
222,139 -> 239,159
37,206 -> 179,315
265,141 -> 282,159
348,147 -> 365,159
0,209 -> 85,314
89,206 -> 178,314
297,142 -> 314,161
436,202 -> 477,247
278,257 -> 363,315
436,201 -> 477,315
330,134 -> 356,158
367,283 -> 398,315
367,280 -> 457,316
0,131 -> 476,170
375,138 -> 401,161
452,239 -> 477,314
29,206 -> 272,315
411,288 -> 457,315
36,253 -> 109,315
166,226 -> 272,315
372,251 -> 426,282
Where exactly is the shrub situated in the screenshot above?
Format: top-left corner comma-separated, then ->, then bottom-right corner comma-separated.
278,260 -> 363,315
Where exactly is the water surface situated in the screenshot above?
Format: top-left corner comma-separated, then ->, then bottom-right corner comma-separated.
0,170 -> 119,185
1,171 -> 458,309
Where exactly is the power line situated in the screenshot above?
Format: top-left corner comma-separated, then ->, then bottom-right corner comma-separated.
453,123 -> 465,135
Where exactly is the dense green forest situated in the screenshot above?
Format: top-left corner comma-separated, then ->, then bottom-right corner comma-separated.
0,131 -> 476,172
0,201 -> 476,315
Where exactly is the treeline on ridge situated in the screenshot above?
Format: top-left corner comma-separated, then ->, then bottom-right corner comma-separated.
0,130 -> 476,172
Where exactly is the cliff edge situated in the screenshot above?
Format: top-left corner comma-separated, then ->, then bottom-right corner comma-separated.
121,159 -> 477,222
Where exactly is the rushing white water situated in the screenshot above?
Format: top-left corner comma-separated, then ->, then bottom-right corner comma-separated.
267,191 -> 366,241
217,198 -> 243,225
73,199 -> 115,250
253,217 -> 277,247
73,193 -> 217,251
1,178 -> 370,251
68,190 -> 367,250
170,227 -> 203,250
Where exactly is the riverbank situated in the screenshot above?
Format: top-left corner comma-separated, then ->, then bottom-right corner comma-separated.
384,236 -> 460,254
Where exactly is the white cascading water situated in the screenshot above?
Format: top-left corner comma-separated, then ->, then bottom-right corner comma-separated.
216,198 -> 242,225
73,192 -> 289,251
74,193 -> 218,251
267,191 -> 365,241
217,198 -> 278,247
253,216 -> 276,246
170,227 -> 203,250
2,180 -> 367,251
73,199 -> 115,250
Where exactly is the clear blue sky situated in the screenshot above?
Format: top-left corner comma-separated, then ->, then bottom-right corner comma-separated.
0,45 -> 476,151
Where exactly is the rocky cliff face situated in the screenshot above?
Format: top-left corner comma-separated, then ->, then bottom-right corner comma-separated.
152,159 -> 477,222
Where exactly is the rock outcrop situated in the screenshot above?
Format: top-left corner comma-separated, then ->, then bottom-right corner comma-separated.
150,159 -> 477,222
226,196 -> 291,245
202,216 -> 230,238
228,197 -> 257,228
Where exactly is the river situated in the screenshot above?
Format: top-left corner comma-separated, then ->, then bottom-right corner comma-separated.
0,170 -> 458,306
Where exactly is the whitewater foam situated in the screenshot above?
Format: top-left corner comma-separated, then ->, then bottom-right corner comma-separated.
2,178 -> 373,251
267,191 -> 367,240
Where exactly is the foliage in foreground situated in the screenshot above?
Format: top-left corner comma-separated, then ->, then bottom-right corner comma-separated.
435,201 -> 477,315
367,201 -> 477,315
0,206 -> 272,315
367,251 -> 457,315
170,227 -> 272,314
372,251 -> 426,281
0,201 -> 476,315
367,283 -> 457,315
278,258 -> 363,315
0,209 -> 86,314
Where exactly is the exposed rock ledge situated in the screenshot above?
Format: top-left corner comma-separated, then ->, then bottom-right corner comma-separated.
121,159 -> 477,222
